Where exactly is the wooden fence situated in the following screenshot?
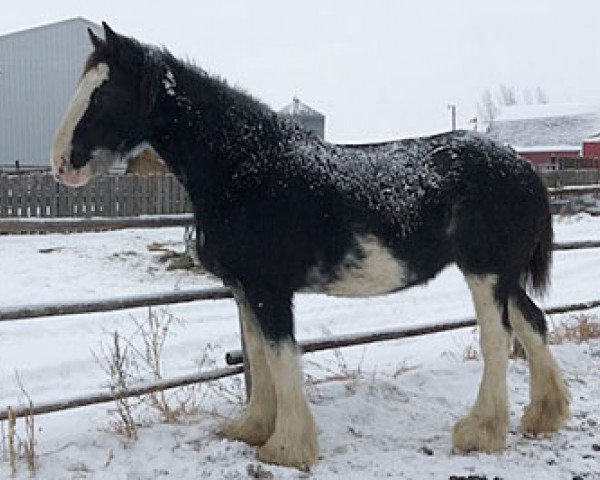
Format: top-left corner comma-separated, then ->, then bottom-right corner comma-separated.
540,168 -> 600,188
550,156 -> 600,170
0,173 -> 192,218
0,170 -> 598,219
1,186 -> 599,235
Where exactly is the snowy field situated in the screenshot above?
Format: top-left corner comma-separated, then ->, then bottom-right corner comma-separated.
0,214 -> 599,479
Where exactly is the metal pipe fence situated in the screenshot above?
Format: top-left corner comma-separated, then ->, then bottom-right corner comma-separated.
0,184 -> 599,421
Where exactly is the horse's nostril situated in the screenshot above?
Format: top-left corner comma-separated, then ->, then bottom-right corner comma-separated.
58,165 -> 65,175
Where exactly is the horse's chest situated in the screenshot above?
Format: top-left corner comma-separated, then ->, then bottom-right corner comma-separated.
312,235 -> 412,298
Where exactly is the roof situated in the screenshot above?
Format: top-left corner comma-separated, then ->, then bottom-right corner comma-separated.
515,145 -> 580,153
486,103 -> 600,148
279,97 -> 324,118
584,132 -> 600,142
0,17 -> 101,41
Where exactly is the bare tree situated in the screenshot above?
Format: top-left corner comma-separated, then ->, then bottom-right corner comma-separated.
535,86 -> 549,104
477,84 -> 550,130
496,84 -> 517,106
477,89 -> 499,125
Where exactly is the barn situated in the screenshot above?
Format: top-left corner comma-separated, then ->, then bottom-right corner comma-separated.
582,135 -> 600,158
486,103 -> 600,168
0,17 -> 103,170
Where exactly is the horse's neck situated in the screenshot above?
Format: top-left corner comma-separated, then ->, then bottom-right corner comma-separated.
147,69 -> 287,205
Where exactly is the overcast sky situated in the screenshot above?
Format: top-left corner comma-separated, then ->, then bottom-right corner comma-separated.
1,1 -> 599,143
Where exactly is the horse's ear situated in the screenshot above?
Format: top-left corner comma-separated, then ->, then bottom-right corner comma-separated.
102,22 -> 120,54
87,28 -> 104,50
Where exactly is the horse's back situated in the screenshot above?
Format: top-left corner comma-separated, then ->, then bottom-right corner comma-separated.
293,130 -> 550,297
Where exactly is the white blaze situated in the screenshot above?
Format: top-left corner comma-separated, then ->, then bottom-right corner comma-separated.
51,63 -> 110,177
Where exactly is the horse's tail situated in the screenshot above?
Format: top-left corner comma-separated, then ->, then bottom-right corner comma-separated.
525,201 -> 553,295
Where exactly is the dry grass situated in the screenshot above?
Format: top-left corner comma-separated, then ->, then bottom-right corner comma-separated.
21,404 -> 36,475
95,330 -> 139,439
462,344 -> 480,361
548,314 -> 600,345
94,308 -> 207,438
456,315 -> 600,362
128,308 -> 200,423
7,409 -> 16,477
304,332 -> 370,402
459,332 -> 526,361
2,376 -> 38,477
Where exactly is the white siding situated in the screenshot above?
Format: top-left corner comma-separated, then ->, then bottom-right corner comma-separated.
0,18 -> 103,167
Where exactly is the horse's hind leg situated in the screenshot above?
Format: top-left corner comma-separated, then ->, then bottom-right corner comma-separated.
508,289 -> 570,435
217,292 -> 277,446
453,274 -> 511,453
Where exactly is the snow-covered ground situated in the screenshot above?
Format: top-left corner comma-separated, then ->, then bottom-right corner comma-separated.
0,214 -> 599,479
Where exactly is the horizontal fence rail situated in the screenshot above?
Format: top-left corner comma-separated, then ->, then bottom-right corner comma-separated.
0,287 -> 232,322
547,185 -> 600,195
1,297 -> 599,421
553,240 -> 600,251
0,366 -> 244,421
0,214 -> 195,234
0,240 -> 598,323
0,237 -> 597,323
224,298 -> 600,365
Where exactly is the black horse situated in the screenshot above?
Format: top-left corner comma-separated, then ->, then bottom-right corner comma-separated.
51,23 -> 570,469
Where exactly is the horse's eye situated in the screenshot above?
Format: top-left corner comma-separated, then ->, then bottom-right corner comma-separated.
91,91 -> 104,106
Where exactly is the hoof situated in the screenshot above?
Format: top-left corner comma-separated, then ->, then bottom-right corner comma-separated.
257,429 -> 318,471
217,413 -> 274,447
521,396 -> 570,436
452,413 -> 507,453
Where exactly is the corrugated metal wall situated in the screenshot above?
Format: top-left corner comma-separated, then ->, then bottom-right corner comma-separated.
0,18 -> 103,168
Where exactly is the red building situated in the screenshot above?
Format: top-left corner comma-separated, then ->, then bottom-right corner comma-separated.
516,146 -> 580,165
485,104 -> 600,168
582,137 -> 600,158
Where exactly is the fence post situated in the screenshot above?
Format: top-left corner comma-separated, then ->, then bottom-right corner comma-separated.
238,313 -> 252,401
230,288 -> 252,402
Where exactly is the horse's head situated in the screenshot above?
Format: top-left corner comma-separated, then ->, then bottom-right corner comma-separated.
51,22 -> 157,186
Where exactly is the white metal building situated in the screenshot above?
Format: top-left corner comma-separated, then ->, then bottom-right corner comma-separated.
0,17 -> 103,169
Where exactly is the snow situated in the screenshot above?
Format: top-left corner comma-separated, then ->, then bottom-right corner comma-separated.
0,216 -> 599,479
486,103 -> 600,149
516,145 -> 580,153
495,103 -> 600,123
282,130 -> 533,238
162,68 -> 177,97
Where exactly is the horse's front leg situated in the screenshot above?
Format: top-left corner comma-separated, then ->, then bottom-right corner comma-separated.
257,338 -> 318,470
217,291 -> 277,446
238,285 -> 318,469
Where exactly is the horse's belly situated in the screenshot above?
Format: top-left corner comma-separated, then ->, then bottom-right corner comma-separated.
310,234 -> 413,298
